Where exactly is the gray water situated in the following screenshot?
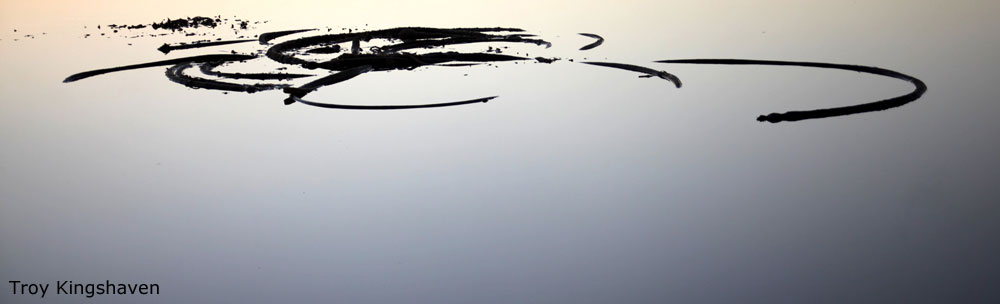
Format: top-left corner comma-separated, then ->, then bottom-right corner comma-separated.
1,1 -> 998,303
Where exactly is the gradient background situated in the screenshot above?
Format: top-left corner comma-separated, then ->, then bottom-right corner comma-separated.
1,0 -> 999,303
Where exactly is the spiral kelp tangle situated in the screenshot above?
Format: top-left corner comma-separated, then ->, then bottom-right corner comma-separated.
62,22 -> 927,122
263,27 -> 548,69
657,59 -> 927,123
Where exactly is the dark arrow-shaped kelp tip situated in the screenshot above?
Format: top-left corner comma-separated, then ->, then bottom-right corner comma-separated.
582,61 -> 682,88
656,59 -> 927,123
157,39 -> 256,54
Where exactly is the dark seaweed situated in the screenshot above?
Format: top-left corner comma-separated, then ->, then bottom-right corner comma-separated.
292,95 -> 497,110
656,59 -> 927,123
198,61 -> 314,80
166,61 -> 288,93
64,54 -> 257,82
151,17 -> 218,31
283,65 -> 373,101
258,29 -> 316,44
583,61 -> 682,88
63,24 -> 928,122
157,39 -> 255,54
578,33 -> 604,50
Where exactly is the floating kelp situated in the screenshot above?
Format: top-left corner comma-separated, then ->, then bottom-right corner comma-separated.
283,65 -> 373,104
305,46 -> 342,54
64,54 -> 257,82
578,33 -> 604,51
198,61 -> 314,80
62,23 -> 927,122
308,52 -> 529,71
656,59 -> 927,123
291,95 -> 498,110
157,39 -> 256,54
258,29 -> 316,44
264,27 -> 546,66
152,17 -> 219,31
583,61 -> 682,88
166,61 -> 289,93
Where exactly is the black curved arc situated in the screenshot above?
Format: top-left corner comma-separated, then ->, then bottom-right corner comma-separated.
578,33 -> 604,50
64,54 -> 257,83
265,27 -> 531,67
313,52 -> 528,71
165,62 -> 288,93
656,59 -> 927,123
583,61 -> 682,88
284,65 -> 373,98
258,29 -> 316,44
291,95 -> 497,110
378,36 -> 551,53
198,61 -> 314,80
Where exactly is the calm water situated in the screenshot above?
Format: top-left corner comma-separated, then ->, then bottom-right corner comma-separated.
1,1 -> 998,303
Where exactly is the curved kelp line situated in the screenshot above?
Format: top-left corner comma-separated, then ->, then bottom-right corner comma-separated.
305,46 -> 343,54
64,54 -> 257,82
258,29 -> 316,44
291,95 -> 498,110
198,61 -> 314,80
61,24 -> 927,123
166,62 -> 288,93
578,33 -> 604,51
265,27 -> 535,67
583,61 -> 682,88
283,65 -> 373,104
377,36 -> 550,53
656,59 -> 927,123
312,52 -> 528,71
158,39 -> 256,54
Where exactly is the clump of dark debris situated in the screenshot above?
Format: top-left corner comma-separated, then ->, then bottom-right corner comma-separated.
152,17 -> 219,31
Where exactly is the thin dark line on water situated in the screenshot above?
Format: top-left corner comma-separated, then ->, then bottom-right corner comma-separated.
157,39 -> 256,54
63,54 -> 257,83
378,36 -> 550,53
657,59 -> 927,123
292,95 -> 498,110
